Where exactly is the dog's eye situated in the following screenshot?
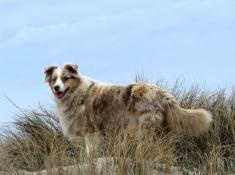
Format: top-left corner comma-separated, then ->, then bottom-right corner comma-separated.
64,77 -> 72,81
51,78 -> 56,82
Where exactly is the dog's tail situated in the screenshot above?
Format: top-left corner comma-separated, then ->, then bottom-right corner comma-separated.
164,100 -> 212,136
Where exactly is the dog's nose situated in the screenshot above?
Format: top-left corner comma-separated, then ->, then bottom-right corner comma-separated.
54,85 -> 60,92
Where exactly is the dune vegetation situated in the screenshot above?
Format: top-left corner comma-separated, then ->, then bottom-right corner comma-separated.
0,80 -> 234,174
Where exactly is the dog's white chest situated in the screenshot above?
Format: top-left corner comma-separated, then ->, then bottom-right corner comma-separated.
58,105 -> 85,139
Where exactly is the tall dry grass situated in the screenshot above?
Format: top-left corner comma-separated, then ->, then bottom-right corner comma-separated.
0,81 -> 234,174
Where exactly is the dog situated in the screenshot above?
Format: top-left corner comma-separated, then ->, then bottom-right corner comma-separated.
44,64 -> 212,154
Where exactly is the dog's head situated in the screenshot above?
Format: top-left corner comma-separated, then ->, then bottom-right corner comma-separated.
44,64 -> 80,100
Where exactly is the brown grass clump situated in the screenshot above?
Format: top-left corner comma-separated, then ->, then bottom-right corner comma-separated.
0,107 -> 81,172
0,81 -> 234,174
170,83 -> 235,173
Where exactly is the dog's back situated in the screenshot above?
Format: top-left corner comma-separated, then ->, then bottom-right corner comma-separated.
74,82 -> 212,137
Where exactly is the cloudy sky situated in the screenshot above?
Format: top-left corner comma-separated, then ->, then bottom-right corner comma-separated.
0,0 -> 235,124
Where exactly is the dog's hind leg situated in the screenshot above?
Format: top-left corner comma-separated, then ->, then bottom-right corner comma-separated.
128,112 -> 164,137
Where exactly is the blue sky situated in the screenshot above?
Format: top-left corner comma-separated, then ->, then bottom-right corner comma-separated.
0,0 -> 235,124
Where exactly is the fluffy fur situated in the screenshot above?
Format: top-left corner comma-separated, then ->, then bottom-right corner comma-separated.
44,64 -> 212,153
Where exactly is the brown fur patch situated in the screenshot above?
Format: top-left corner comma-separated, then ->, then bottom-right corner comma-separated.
122,84 -> 134,106
44,66 -> 57,82
128,84 -> 149,114
64,64 -> 78,74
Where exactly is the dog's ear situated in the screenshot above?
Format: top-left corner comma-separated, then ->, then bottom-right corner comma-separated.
64,64 -> 78,74
44,65 -> 57,82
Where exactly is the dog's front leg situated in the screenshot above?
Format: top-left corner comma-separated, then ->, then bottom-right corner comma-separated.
84,132 -> 100,157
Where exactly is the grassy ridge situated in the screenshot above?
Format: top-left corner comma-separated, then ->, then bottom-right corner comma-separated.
0,81 -> 234,174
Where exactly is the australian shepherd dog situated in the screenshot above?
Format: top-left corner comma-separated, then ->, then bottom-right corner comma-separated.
44,64 -> 212,154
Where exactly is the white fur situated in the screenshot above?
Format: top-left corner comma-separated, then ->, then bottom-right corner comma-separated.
81,74 -> 110,86
202,110 -> 213,131
54,68 -> 65,91
58,104 -> 86,138
57,75 -> 104,140
79,75 -> 94,92
57,75 -> 112,139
